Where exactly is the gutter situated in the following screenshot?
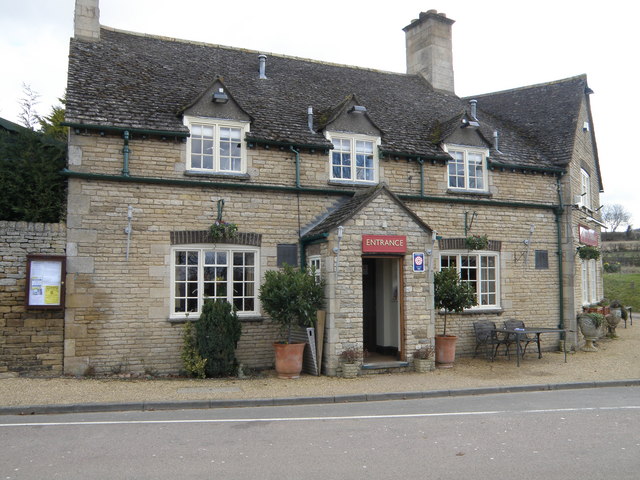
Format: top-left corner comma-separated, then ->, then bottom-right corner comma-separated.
300,232 -> 330,267
61,122 -> 189,139
487,159 -> 565,176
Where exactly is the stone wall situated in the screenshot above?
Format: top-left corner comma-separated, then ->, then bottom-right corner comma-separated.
0,221 -> 66,376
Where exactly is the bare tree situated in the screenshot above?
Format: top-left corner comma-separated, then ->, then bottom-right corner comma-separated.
602,204 -> 632,232
18,83 -> 40,130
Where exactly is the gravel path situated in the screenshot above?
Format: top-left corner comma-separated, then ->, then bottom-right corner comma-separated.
2,325 -> 639,407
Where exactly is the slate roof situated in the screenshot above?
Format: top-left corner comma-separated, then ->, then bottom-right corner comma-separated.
465,75 -> 593,169
301,184 -> 431,239
66,27 -> 593,170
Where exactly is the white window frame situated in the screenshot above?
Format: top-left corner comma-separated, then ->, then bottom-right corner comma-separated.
581,258 -> 597,305
579,168 -> 592,210
308,255 -> 322,285
171,244 -> 259,319
444,144 -> 489,192
440,251 -> 500,309
184,116 -> 249,174
326,132 -> 380,184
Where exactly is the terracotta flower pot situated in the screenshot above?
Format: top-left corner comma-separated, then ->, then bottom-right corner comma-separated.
435,335 -> 457,368
273,342 -> 306,379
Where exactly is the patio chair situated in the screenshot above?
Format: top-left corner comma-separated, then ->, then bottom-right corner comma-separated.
503,319 -> 541,358
473,321 -> 511,361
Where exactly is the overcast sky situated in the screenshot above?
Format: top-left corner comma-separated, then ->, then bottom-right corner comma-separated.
1,0 -> 638,228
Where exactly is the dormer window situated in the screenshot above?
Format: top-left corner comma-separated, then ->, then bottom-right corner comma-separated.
327,132 -> 379,184
445,145 -> 488,192
184,116 -> 249,174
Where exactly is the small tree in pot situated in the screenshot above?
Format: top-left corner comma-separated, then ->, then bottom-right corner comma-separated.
433,267 -> 477,368
259,264 -> 324,379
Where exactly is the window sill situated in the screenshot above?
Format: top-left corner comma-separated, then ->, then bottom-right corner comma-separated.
437,308 -> 503,316
447,188 -> 492,198
184,170 -> 250,181
328,180 -> 378,188
168,315 -> 265,324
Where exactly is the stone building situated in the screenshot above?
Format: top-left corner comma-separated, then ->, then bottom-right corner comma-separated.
52,0 -> 604,376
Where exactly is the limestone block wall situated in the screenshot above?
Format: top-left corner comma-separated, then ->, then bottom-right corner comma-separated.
322,192 -> 433,376
64,169 -> 345,375
408,197 -> 562,355
0,221 -> 66,376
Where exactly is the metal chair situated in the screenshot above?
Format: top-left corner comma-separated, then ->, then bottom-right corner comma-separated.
473,321 -> 510,361
503,319 -> 540,358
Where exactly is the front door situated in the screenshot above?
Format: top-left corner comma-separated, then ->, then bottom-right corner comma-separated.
362,257 -> 402,360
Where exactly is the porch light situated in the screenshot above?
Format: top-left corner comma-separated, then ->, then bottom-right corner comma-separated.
212,88 -> 229,103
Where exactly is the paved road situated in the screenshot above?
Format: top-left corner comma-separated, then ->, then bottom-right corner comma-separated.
1,387 -> 639,479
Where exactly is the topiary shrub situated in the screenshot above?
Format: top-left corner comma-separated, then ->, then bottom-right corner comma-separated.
195,299 -> 242,378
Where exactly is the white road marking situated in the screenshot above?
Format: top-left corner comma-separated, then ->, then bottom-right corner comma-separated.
1,405 -> 639,428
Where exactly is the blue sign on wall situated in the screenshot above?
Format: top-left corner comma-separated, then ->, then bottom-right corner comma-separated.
413,252 -> 425,273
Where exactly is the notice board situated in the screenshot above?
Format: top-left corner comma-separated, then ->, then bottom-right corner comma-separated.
25,255 -> 66,309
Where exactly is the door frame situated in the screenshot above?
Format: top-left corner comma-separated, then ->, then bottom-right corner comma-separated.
361,255 -> 405,360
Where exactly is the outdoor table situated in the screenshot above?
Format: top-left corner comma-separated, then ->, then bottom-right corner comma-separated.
493,327 -> 567,367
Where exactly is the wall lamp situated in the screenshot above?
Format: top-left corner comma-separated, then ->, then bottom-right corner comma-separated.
212,88 -> 229,103
348,105 -> 367,114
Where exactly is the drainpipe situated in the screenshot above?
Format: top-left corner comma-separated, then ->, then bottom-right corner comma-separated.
417,158 -> 425,197
290,146 -> 301,188
555,178 -> 565,335
122,130 -> 130,176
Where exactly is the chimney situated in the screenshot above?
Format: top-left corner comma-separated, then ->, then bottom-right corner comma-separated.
403,10 -> 455,94
74,0 -> 100,42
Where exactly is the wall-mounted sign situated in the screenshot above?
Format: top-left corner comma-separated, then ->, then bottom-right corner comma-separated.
579,225 -> 598,246
25,255 -> 66,309
362,235 -> 407,254
413,252 -> 425,272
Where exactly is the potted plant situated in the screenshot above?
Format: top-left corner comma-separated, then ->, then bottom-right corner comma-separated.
433,267 -> 477,368
339,347 -> 362,378
413,345 -> 435,373
259,264 -> 324,379
577,312 -> 604,351
465,234 -> 489,250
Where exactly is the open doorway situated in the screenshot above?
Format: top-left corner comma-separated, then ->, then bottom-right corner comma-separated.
362,257 -> 403,363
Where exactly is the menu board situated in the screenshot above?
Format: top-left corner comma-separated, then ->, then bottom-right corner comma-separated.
26,255 -> 65,309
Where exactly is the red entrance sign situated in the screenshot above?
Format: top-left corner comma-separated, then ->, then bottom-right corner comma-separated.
579,225 -> 598,246
362,235 -> 407,254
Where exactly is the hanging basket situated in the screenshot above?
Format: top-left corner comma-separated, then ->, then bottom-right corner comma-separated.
577,245 -> 600,260
465,234 -> 489,250
209,221 -> 238,241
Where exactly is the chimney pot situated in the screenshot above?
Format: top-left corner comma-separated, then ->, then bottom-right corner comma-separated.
258,54 -> 267,79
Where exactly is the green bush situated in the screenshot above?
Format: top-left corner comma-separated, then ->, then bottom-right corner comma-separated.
434,267 -> 477,336
195,299 -> 242,378
0,129 -> 67,222
180,321 -> 207,378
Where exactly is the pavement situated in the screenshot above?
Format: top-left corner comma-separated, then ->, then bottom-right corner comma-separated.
1,324 -> 639,416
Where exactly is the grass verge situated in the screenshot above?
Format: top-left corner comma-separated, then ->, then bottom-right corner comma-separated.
604,273 -> 640,310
